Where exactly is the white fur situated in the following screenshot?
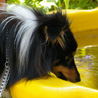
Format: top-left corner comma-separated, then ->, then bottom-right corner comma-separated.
5,5 -> 38,70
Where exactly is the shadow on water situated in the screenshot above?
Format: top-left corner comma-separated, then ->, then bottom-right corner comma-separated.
75,46 -> 98,90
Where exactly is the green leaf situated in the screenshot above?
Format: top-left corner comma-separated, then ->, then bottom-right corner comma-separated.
64,0 -> 70,9
47,0 -> 57,2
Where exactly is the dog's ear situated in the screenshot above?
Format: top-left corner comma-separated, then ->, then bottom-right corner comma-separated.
42,11 -> 70,48
44,25 -> 65,48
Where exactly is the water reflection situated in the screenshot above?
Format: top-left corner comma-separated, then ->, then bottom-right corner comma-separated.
75,46 -> 98,90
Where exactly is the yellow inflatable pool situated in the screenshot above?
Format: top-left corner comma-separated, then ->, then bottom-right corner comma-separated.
10,8 -> 98,98
10,76 -> 98,98
66,8 -> 98,48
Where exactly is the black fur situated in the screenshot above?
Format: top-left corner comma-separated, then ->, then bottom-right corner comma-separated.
0,5 -> 80,88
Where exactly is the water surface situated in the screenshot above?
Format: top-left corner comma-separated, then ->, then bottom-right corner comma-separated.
75,46 -> 98,90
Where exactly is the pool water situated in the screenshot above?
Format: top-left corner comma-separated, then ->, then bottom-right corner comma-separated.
75,46 -> 98,90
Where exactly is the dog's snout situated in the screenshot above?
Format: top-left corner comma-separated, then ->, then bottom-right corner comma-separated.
76,77 -> 81,82
75,69 -> 81,82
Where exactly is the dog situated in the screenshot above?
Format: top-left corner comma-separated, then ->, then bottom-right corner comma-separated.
0,5 -> 80,88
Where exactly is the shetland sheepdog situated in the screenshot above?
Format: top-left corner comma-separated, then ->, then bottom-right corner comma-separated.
0,5 -> 80,88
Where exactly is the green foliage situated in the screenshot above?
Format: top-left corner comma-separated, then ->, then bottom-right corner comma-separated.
7,0 -> 20,4
7,0 -> 98,12
64,0 -> 70,9
69,0 -> 98,9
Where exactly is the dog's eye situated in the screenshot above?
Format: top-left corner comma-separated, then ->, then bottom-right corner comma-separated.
65,53 -> 74,63
66,52 -> 76,58
65,56 -> 74,68
53,60 -> 60,65
65,54 -> 73,59
65,56 -> 68,60
65,56 -> 73,62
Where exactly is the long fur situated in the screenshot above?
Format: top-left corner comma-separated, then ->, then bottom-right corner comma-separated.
0,5 -> 80,88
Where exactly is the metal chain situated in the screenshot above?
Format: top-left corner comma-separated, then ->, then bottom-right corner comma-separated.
0,63 -> 10,97
0,30 -> 10,97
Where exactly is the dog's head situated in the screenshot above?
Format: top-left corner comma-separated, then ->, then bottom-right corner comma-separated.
40,12 -> 80,82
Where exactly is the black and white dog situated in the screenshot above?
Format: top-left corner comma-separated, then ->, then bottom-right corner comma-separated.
0,5 -> 80,88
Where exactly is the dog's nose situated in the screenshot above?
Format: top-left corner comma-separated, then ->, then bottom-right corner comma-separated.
76,77 -> 81,82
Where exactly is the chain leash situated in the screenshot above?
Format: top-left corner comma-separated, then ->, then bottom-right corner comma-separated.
0,63 -> 10,97
0,30 -> 10,97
